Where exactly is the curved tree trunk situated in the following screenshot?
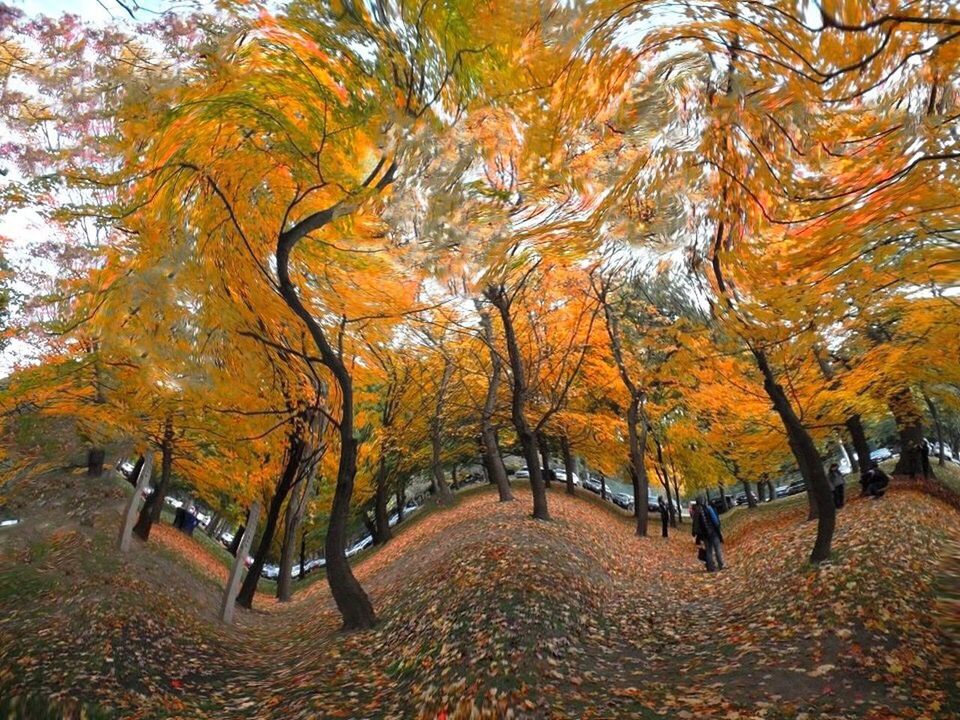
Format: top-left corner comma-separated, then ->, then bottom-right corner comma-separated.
488,285 -> 549,520
133,418 -> 174,542
276,212 -> 378,630
845,414 -> 871,475
753,348 -> 835,563
477,306 -> 513,502
238,434 -> 305,609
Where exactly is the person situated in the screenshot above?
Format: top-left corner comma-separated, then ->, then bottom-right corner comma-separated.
692,498 -> 725,572
862,461 -> 890,498
658,496 -> 669,539
828,462 -> 845,509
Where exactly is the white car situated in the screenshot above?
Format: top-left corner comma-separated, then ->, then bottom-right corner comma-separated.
346,535 -> 374,557
870,448 -> 894,462
554,469 -> 581,485
514,467 -> 530,479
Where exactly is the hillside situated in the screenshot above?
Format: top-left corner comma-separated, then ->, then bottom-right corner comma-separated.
1,472 -> 959,719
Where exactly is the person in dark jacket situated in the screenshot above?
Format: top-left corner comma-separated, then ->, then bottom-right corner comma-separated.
692,497 -> 725,571
862,461 -> 890,498
658,496 -> 669,538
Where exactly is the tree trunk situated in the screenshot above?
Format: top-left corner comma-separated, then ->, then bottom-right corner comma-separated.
671,469 -> 683,525
752,348 -> 835,563
430,358 -> 455,504
654,438 -> 677,526
124,455 -> 144,488
133,418 -> 174,542
298,532 -> 307,580
477,305 -> 513,502
278,460 -> 315,602
482,427 -> 513,501
396,484 -> 405,521
489,285 -> 549,520
519,429 -> 549,520
561,435 -> 576,496
373,457 -> 393,545
743,479 -> 757,509
205,511 -> 221,538
277,491 -> 300,602
238,434 -> 305,609
845,414 -> 871,475
923,392 -> 946,467
276,205 -> 378,631
87,447 -> 105,477
600,474 -> 607,501
890,388 -> 927,478
538,433 -> 552,488
842,443 -> 859,473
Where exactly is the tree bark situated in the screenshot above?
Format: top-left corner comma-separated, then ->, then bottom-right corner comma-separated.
87,447 -> 105,477
923,392 -> 946,467
560,435 -> 576,496
238,433 -> 305,609
890,388 -> 927,478
477,305 -> 513,501
373,457 -> 393,544
133,417 -> 174,542
538,432 -> 552,488
743,479 -> 757,509
298,532 -> 307,580
600,474 -> 607,501
654,438 -> 677,526
278,454 -> 315,602
488,285 -> 549,520
430,357 -> 455,504
752,348 -> 835,563
600,288 -> 647,535
276,211 -> 379,630
845,414 -> 871,475
396,484 -> 406,521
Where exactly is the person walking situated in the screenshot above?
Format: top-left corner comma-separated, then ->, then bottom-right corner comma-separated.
692,497 -> 725,572
658,496 -> 669,538
828,462 -> 845,509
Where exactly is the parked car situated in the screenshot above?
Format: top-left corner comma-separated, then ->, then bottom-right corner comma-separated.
611,491 -> 634,510
735,491 -> 757,506
870,448 -> 894,462
346,535 -> 374,558
514,467 -> 530,479
553,469 -> 581,486
776,480 -> 807,498
582,475 -> 602,493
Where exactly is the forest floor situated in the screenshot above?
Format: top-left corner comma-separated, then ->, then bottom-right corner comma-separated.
1,470 -> 959,719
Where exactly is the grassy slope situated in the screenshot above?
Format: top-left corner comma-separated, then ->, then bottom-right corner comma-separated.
1,473 -> 959,719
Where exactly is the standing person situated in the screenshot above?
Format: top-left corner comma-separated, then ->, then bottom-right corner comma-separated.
692,497 -> 725,572
828,462 -> 846,509
658,496 -> 669,539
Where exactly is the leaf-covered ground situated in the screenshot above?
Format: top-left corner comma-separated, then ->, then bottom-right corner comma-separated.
1,473 -> 958,719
